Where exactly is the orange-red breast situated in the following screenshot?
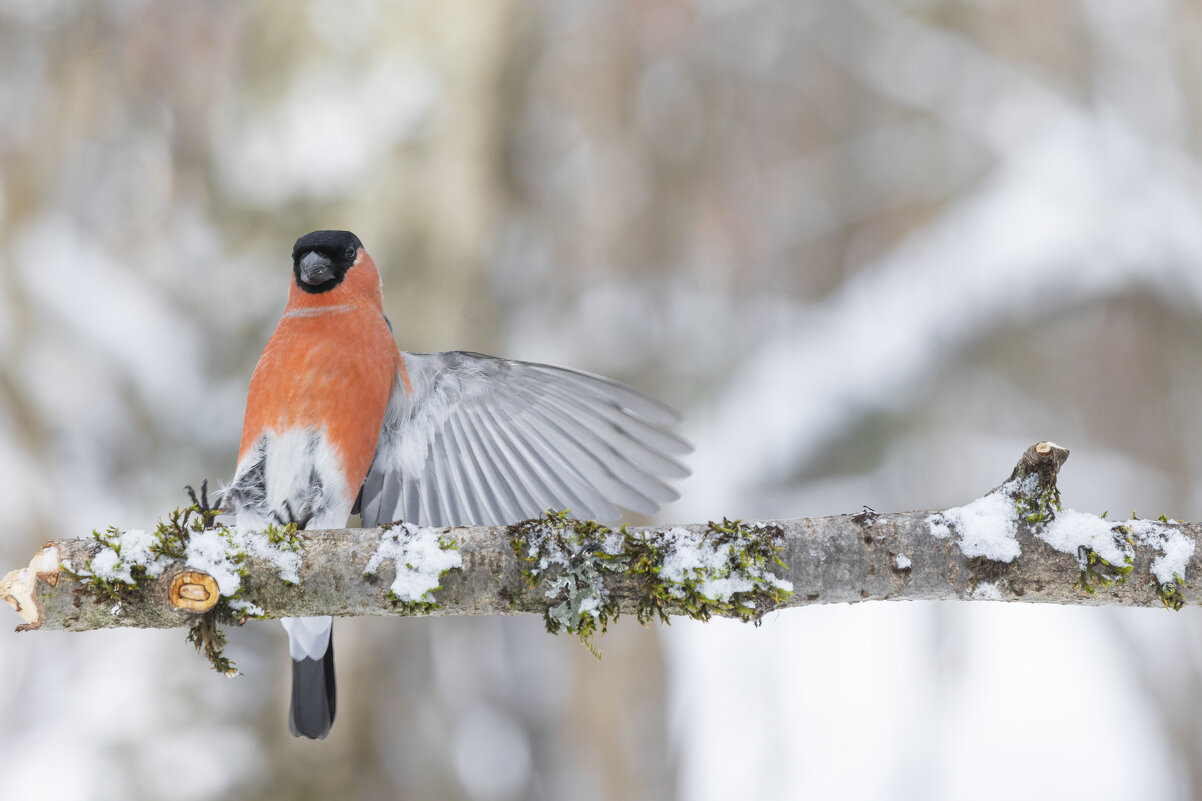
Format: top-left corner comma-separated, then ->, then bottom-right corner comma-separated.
228,230 -> 691,739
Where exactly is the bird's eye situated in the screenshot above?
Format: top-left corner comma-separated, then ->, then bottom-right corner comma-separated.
345,246 -> 356,261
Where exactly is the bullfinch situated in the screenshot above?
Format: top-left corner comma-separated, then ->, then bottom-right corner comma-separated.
226,230 -> 690,739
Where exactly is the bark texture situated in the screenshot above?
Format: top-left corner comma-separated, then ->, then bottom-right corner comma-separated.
3,442 -> 1197,633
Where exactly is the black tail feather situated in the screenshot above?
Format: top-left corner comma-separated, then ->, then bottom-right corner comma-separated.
288,634 -> 336,739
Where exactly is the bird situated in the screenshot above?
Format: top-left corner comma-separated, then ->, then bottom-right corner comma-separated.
224,230 -> 691,739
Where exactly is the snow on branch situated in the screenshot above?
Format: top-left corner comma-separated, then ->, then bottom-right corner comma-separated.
2,442 -> 1198,666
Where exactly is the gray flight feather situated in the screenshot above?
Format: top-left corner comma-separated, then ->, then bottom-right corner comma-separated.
359,351 -> 691,528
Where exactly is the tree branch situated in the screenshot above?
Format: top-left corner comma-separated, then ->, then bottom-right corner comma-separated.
3,443 -> 1198,643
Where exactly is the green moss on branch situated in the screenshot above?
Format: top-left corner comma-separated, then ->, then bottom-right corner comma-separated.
510,511 -> 793,656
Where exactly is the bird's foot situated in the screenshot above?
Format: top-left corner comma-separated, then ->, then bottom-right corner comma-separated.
274,500 -> 313,531
185,479 -> 223,530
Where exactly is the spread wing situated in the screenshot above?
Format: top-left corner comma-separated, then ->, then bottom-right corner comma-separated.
358,351 -> 691,528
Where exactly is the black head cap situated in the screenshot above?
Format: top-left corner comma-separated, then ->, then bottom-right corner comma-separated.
291,230 -> 363,294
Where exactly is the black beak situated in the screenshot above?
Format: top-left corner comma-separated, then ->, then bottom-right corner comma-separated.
298,251 -> 334,286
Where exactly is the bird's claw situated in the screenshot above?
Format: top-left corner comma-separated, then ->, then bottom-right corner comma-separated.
273,500 -> 313,530
185,479 -> 222,530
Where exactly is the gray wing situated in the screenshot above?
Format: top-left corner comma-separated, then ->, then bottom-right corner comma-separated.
358,351 -> 691,528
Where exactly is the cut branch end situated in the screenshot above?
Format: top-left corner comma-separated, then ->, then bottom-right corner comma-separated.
169,571 -> 220,613
1015,440 -> 1069,483
1,544 -> 58,631
1,567 -> 41,631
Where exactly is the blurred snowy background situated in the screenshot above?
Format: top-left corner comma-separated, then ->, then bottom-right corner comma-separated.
4,0 -> 1202,798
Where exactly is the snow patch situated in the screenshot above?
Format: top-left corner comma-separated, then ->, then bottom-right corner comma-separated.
238,530 -> 302,585
895,553 -> 911,570
927,488 -> 1023,562
228,599 -> 266,618
1039,509 -> 1128,568
83,522 -> 297,608
658,526 -> 793,601
577,594 -> 602,616
364,523 -> 462,604
602,532 -> 626,556
971,581 -> 1003,601
1128,519 -> 1194,585
184,530 -> 245,597
930,480 -> 1194,588
1038,509 -> 1194,586
88,528 -> 170,585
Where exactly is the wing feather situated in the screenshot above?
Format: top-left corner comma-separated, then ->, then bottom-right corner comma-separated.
476,406 -> 560,513
508,387 -> 666,514
526,363 -> 682,426
442,415 -> 491,523
533,381 -> 693,463
359,351 -> 691,528
426,432 -> 455,526
475,404 -> 548,518
481,401 -> 618,518
456,408 -> 526,523
494,400 -> 625,519
446,413 -> 504,523
528,371 -> 691,453
499,414 -> 602,515
434,428 -> 470,524
517,385 -> 684,494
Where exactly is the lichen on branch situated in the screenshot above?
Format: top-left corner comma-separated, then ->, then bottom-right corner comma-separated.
509,511 -> 793,656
